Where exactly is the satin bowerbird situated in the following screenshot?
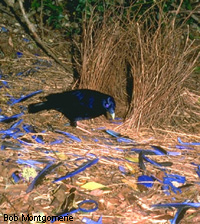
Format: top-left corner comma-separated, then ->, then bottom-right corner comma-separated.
28,89 -> 116,127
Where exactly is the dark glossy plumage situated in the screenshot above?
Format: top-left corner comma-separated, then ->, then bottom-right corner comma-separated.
28,89 -> 115,127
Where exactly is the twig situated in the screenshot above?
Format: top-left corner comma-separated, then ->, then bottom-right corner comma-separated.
2,194 -> 24,224
0,5 -> 14,17
171,3 -> 200,24
15,0 -> 72,74
40,0 -> 44,39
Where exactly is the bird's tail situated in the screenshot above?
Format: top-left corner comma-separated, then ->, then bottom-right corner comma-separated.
28,102 -> 50,113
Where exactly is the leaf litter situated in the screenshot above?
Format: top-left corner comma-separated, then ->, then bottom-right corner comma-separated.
0,36 -> 200,224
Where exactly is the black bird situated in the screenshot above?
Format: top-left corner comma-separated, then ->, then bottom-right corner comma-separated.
28,89 -> 116,127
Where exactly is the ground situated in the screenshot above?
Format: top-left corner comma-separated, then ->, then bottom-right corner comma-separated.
0,11 -> 200,224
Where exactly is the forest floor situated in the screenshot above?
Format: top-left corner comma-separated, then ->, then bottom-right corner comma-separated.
0,11 -> 200,224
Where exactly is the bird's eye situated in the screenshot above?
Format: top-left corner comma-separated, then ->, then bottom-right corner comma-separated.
105,103 -> 109,108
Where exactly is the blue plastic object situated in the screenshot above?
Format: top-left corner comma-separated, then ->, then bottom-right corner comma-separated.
55,130 -> 81,143
26,161 -> 61,193
8,90 -> 42,106
105,129 -> 135,143
152,202 -> 200,224
17,52 -> 23,58
178,137 -> 200,146
12,173 -> 21,183
23,124 -> 45,144
53,158 -> 99,183
162,173 -> 186,195
82,216 -> 102,224
0,113 -> 24,123
51,200 -> 98,223
138,175 -> 154,188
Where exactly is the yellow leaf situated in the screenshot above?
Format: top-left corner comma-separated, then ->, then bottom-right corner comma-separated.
81,182 -> 106,190
125,156 -> 139,163
125,163 -> 134,172
124,163 -> 137,175
55,152 -> 68,160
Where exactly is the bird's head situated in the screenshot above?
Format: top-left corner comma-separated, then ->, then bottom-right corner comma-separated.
103,96 -> 116,119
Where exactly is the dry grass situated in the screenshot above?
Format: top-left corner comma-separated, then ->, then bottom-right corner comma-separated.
75,4 -> 200,131
125,12 -> 200,130
76,9 -> 130,116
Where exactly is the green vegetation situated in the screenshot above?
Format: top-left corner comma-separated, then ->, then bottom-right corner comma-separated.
29,0 -> 199,35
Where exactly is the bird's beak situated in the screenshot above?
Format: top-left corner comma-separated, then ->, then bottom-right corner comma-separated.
110,112 -> 115,120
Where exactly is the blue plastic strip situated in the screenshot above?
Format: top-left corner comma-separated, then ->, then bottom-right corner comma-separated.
0,113 -> 24,122
17,138 -> 33,146
105,129 -> 119,137
16,159 -> 44,169
10,119 -> 23,129
152,202 -> 200,208
53,158 -> 99,183
142,154 -> 164,168
55,130 -> 81,142
162,173 -> 186,195
82,216 -> 102,224
50,139 -> 64,145
51,200 -> 98,223
171,207 -> 189,224
167,151 -> 182,156
105,129 -> 135,143
176,145 -> 194,150
12,173 -> 21,183
0,127 -> 24,140
23,124 -> 45,144
177,137 -> 200,146
118,166 -> 127,174
138,175 -> 154,188
32,134 -> 45,144
117,137 -> 135,143
0,128 -> 20,136
9,90 -> 43,106
26,161 -> 57,193
152,202 -> 200,224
